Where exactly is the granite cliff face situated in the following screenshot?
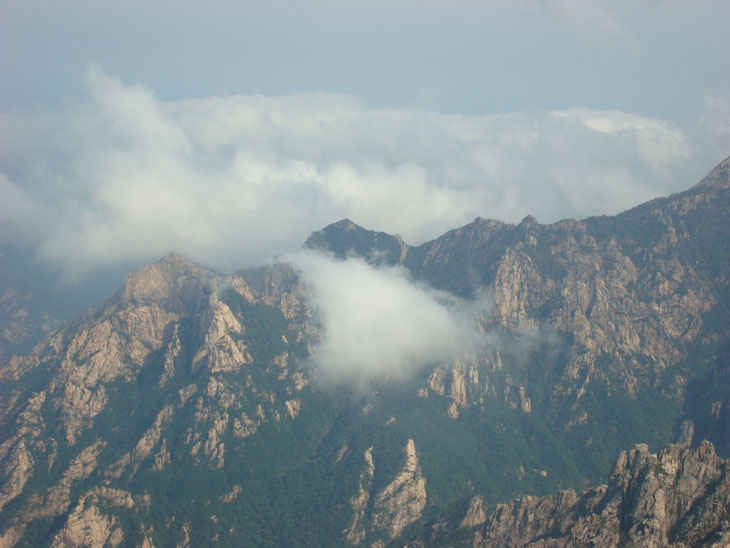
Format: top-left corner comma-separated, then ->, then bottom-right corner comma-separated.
425,438 -> 730,548
371,439 -> 427,539
0,157 -> 728,547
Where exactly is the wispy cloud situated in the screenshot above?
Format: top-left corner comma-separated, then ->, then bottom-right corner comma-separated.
0,68 -> 725,279
283,250 -> 482,385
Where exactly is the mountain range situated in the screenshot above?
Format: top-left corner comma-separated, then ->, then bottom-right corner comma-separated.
0,156 -> 728,547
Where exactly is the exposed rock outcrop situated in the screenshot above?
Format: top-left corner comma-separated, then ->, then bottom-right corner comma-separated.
23,440 -> 106,521
344,447 -> 375,545
460,495 -> 488,528
371,439 -> 427,539
462,441 -> 730,547
50,488 -> 138,548
191,299 -> 251,374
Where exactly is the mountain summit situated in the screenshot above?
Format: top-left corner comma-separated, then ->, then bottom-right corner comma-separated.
304,218 -> 409,265
693,154 -> 730,190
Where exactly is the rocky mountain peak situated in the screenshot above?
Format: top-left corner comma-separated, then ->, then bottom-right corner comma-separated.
693,154 -> 730,190
332,218 -> 360,230
518,214 -> 538,226
118,252 -> 215,313
303,218 -> 409,264
457,216 -> 511,238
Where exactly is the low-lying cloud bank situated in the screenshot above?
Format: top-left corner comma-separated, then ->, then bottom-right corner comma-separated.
284,250 -> 484,384
1,68 -> 728,279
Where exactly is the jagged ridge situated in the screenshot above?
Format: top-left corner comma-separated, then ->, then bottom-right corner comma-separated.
0,156 -> 728,547
442,438 -> 730,548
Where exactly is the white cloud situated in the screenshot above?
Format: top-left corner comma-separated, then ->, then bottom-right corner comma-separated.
0,68 -> 724,279
283,250 -> 480,384
551,108 -> 692,179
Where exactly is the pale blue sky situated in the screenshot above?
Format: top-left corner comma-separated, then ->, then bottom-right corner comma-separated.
1,0 -> 729,276
3,1 -> 728,119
